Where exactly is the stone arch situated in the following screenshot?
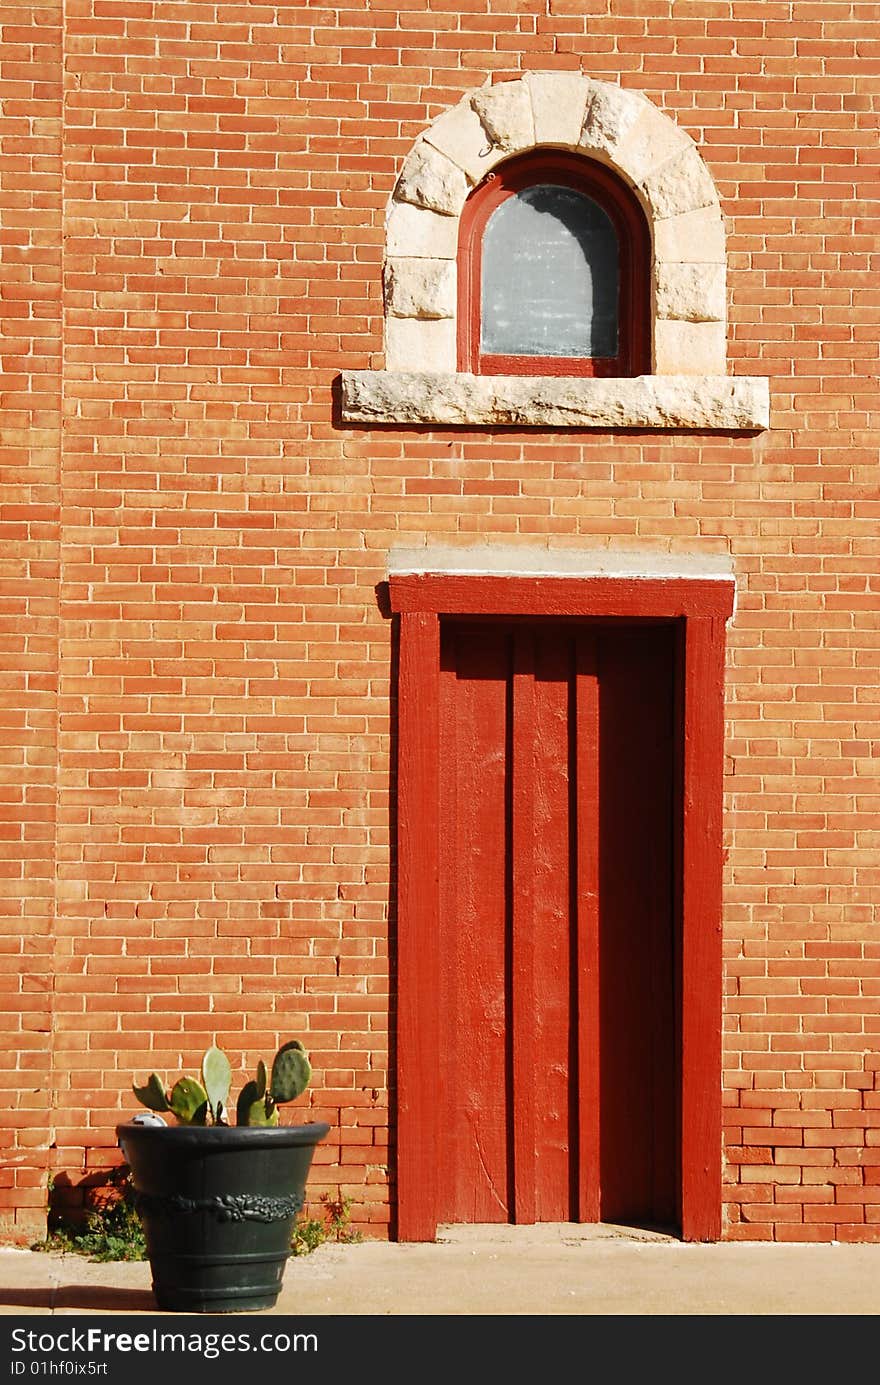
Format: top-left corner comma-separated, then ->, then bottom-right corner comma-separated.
383,74 -> 728,376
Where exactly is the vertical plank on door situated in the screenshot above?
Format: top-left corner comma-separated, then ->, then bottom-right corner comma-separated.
530,629 -> 573,1221
574,632 -> 601,1223
511,630 -> 536,1223
645,629 -> 677,1226
396,610 -> 441,1242
439,623 -> 511,1223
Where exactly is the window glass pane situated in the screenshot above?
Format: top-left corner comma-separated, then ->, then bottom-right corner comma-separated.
481,184 -> 619,358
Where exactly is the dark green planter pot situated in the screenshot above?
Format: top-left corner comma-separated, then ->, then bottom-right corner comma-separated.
117,1120 -> 330,1314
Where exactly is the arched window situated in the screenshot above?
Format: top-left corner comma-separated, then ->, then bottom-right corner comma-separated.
342,76 -> 769,432
458,151 -> 651,377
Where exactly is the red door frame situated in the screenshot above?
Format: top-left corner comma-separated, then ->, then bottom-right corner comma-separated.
390,572 -> 735,1243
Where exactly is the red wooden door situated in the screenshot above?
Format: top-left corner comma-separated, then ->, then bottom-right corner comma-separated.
437,620 -> 678,1230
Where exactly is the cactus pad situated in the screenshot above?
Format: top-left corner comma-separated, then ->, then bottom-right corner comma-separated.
270,1041 -> 311,1104
169,1076 -> 209,1124
201,1046 -> 232,1122
132,1073 -> 170,1113
254,1059 -> 267,1100
236,1080 -> 259,1126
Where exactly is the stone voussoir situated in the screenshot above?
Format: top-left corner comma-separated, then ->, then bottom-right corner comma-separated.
386,201 -> 459,260
579,81 -> 649,161
653,205 -> 727,264
469,78 -> 535,153
655,263 -> 726,323
423,98 -> 510,184
525,71 -> 593,147
384,258 -> 456,320
394,139 -> 470,217
639,146 -> 720,220
611,105 -> 696,188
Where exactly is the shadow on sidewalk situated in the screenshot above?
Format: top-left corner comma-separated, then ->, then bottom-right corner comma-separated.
0,1287 -> 157,1313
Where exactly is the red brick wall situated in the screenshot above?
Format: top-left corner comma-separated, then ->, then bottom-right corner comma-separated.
0,0 -> 62,1240
1,0 -> 877,1242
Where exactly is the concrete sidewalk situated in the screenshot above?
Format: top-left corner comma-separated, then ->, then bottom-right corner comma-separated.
1,1224 -> 879,1316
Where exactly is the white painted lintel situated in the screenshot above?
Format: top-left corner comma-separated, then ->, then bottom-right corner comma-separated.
387,544 -> 735,584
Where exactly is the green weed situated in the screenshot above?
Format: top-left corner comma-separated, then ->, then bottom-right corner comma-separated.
32,1169 -> 146,1263
290,1192 -> 363,1256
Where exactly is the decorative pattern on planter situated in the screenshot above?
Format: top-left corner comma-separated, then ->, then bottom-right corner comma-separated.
134,1191 -> 305,1222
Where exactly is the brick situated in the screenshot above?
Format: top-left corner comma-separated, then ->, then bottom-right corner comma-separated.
1,0 -> 876,1247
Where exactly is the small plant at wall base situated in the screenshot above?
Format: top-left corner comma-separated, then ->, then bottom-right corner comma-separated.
290,1192 -> 363,1256
32,1169 -> 146,1263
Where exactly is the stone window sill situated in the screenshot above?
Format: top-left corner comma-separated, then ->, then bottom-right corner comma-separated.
339,371 -> 769,432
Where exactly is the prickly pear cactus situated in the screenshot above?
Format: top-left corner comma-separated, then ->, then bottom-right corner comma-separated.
131,1037 -> 312,1127
270,1041 -> 311,1105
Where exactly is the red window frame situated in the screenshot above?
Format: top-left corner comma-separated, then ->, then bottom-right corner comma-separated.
458,150 -> 651,378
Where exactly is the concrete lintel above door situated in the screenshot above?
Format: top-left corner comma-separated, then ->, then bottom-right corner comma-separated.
388,544 -> 735,585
